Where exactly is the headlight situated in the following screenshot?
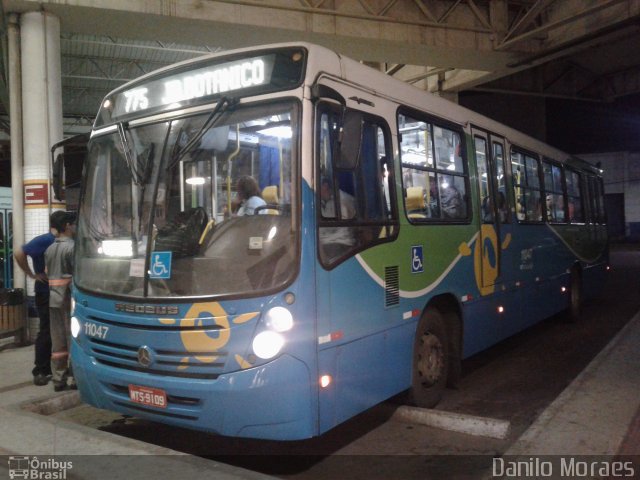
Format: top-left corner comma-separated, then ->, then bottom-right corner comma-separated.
264,306 -> 294,332
252,331 -> 284,359
71,316 -> 81,338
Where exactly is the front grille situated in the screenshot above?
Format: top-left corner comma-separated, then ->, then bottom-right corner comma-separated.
96,358 -> 220,379
86,328 -> 228,379
86,315 -> 225,331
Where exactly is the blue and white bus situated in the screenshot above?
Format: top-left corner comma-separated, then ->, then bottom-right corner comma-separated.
71,43 -> 607,440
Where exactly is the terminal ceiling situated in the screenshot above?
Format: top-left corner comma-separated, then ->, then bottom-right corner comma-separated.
0,0 -> 638,138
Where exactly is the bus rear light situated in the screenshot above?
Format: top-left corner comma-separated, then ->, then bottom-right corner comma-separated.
561,286 -> 567,293
320,375 -> 332,388
497,306 -> 504,314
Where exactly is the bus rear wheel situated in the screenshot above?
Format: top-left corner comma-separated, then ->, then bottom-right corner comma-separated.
409,308 -> 449,408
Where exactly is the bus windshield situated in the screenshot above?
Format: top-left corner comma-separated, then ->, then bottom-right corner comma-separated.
76,100 -> 298,298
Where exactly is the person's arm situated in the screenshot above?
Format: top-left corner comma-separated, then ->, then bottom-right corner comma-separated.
14,247 -> 47,283
16,238 -> 50,284
14,247 -> 34,279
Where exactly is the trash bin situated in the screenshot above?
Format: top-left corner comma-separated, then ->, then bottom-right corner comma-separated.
0,288 -> 27,343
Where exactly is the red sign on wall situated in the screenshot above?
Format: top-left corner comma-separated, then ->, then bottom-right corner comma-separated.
24,182 -> 49,206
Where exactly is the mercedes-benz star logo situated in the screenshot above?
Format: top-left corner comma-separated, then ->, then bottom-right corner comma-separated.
137,346 -> 153,368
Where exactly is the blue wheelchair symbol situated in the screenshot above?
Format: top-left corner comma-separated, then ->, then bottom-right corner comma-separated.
150,251 -> 172,279
411,246 -> 424,274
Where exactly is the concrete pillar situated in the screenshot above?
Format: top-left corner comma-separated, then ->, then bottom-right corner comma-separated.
8,14 -> 25,291
20,11 -> 64,296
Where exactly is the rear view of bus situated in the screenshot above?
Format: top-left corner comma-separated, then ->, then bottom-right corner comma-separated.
71,46 -> 314,440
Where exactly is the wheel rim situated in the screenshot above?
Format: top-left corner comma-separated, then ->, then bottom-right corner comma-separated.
416,332 -> 445,387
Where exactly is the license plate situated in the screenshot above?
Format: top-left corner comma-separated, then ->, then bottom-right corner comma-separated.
128,384 -> 167,409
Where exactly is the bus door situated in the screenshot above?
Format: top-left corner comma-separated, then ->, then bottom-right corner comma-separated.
472,129 -> 514,294
313,81 -> 400,431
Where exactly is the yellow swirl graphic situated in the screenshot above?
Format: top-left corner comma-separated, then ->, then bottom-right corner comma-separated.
180,302 -> 230,363
235,354 -> 252,370
474,224 -> 499,296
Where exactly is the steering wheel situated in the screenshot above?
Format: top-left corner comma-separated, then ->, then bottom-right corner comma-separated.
254,204 -> 288,215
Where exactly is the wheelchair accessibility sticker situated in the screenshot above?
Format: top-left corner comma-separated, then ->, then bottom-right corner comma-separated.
411,245 -> 424,274
150,251 -> 172,279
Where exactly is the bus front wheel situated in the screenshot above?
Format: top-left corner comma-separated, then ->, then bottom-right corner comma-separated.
409,308 -> 449,408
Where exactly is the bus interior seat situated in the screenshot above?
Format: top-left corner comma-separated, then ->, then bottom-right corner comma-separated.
261,185 -> 280,215
406,186 -> 427,219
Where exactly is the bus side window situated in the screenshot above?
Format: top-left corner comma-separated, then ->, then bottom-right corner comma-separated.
543,160 -> 566,223
399,113 -> 468,222
565,168 -> 584,223
511,150 -> 544,223
492,142 -> 510,223
317,105 -> 397,267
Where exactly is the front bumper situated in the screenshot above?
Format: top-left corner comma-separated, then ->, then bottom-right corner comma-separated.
71,340 -> 315,440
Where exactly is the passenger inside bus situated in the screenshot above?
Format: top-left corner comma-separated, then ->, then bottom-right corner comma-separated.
482,192 -> 508,223
319,177 -> 356,261
441,182 -> 464,219
232,175 -> 266,216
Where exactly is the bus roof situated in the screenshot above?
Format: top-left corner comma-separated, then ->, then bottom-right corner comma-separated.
97,41 -> 595,174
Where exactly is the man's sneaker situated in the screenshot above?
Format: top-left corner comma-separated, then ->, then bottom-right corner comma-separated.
33,374 -> 49,386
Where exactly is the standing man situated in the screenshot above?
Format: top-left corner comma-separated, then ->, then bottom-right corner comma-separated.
45,211 -> 76,392
14,218 -> 56,386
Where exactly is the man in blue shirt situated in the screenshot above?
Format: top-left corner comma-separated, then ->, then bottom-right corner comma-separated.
14,224 -> 56,386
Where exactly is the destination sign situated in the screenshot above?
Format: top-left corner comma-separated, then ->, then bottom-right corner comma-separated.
113,56 -> 272,118
95,48 -> 306,127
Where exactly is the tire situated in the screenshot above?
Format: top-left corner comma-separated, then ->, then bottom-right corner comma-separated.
568,267 -> 583,323
409,308 -> 449,408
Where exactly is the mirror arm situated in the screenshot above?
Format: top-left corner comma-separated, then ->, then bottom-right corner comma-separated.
311,84 -> 346,105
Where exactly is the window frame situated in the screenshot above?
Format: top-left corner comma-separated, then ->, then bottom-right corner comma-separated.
542,158 -> 568,224
564,166 -> 586,224
586,174 -> 606,225
397,107 -> 471,225
315,101 -> 399,269
511,147 -> 544,224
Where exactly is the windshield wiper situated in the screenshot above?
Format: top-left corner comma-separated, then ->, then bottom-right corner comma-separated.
117,122 -> 154,186
117,121 -> 135,177
166,96 -> 237,171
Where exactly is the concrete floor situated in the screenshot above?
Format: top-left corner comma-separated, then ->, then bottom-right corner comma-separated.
37,247 -> 640,479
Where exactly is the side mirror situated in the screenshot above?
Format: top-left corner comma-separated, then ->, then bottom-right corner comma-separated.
52,153 -> 64,201
336,110 -> 363,169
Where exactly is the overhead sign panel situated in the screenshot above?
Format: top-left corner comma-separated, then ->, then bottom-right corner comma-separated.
95,48 -> 306,127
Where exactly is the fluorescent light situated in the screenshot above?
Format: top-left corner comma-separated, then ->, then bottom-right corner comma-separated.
258,126 -> 292,139
186,176 -> 206,185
